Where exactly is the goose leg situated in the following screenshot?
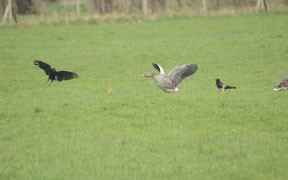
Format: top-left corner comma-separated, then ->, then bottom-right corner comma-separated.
168,88 -> 180,93
168,89 -> 175,93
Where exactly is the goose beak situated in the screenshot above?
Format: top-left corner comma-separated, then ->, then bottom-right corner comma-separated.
140,74 -> 145,77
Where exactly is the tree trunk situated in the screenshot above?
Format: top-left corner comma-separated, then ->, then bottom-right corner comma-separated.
130,0 -> 141,13
148,0 -> 165,12
263,0 -> 269,11
177,0 -> 185,8
15,0 -> 36,14
91,0 -> 113,14
1,0 -> 6,14
215,0 -> 220,10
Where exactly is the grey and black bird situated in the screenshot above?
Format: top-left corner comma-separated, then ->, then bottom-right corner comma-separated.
215,78 -> 236,92
274,76 -> 288,91
33,60 -> 78,85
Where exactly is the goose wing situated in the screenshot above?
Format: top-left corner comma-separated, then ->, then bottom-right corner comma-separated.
168,64 -> 198,87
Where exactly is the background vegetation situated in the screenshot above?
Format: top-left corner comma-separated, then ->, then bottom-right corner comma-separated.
0,11 -> 288,179
1,0 -> 287,26
1,0 -> 288,16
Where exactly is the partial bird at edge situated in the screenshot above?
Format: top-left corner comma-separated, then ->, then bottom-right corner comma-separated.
274,76 -> 288,91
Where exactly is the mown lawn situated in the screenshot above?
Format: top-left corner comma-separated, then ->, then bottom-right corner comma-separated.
0,13 -> 288,179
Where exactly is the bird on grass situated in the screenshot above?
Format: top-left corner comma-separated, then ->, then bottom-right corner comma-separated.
33,60 -> 78,85
141,63 -> 198,93
215,78 -> 236,92
108,86 -> 115,96
274,76 -> 288,91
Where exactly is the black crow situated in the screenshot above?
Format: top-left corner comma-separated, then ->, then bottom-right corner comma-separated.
215,78 -> 236,92
33,60 -> 78,85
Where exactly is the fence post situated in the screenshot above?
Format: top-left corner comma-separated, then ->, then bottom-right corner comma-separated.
8,0 -> 12,26
76,0 -> 80,17
202,0 -> 207,12
142,0 -> 147,16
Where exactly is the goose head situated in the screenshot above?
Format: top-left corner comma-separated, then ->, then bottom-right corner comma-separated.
140,73 -> 155,77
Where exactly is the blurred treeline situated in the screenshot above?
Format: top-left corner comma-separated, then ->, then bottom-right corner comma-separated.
1,0 -> 288,15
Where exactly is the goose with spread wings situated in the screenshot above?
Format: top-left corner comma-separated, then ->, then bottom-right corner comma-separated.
141,63 -> 198,93
33,60 -> 78,84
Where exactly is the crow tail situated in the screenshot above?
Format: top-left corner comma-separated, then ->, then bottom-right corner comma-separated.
226,86 -> 236,89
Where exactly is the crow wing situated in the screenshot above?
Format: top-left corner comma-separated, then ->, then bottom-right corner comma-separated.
216,83 -> 223,89
168,64 -> 198,87
55,71 -> 78,81
33,60 -> 52,75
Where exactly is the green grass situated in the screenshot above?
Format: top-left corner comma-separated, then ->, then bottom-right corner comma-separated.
1,13 -> 288,179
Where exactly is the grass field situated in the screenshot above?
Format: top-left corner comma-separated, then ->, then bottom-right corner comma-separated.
1,12 -> 288,179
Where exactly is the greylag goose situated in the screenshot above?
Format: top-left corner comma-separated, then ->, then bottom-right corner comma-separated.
216,78 -> 236,92
274,76 -> 288,91
141,63 -> 198,93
